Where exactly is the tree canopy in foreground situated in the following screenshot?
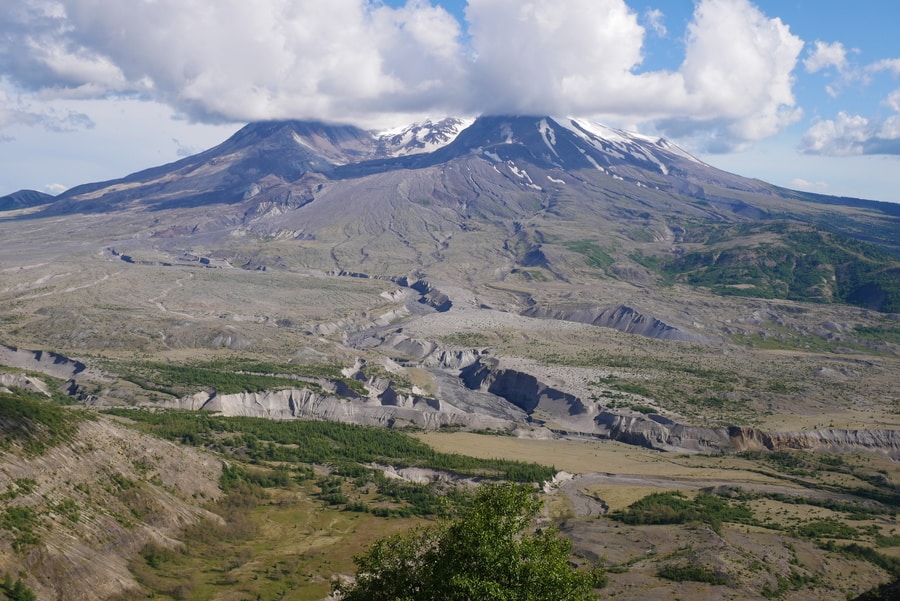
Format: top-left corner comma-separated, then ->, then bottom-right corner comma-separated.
333,482 -> 604,601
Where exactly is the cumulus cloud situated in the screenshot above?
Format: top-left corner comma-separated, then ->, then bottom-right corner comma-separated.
1,0 -> 806,151
887,89 -> 900,112
801,108 -> 900,156
801,82 -> 900,157
802,113 -> 871,156
803,40 -> 866,97
804,41 -> 848,73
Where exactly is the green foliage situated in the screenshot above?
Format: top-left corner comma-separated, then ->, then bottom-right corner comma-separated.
875,534 -> 900,548
104,409 -> 555,484
53,498 -> 81,523
0,479 -> 36,501
855,324 -> 900,346
202,357 -> 370,395
107,357 -> 375,397
647,223 -> 900,312
657,564 -> 727,585
851,577 -> 900,601
0,388 -> 83,456
0,506 -> 42,552
761,569 -> 817,598
334,483 -> 603,601
114,361 -> 312,396
0,574 -> 36,601
793,518 -> 858,540
819,541 -> 900,579
611,491 -> 754,533
140,542 -> 181,570
564,240 -> 615,270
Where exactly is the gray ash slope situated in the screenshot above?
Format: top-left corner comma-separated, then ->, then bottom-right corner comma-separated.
7,114 -> 900,314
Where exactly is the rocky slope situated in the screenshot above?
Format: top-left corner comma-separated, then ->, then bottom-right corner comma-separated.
0,412 -> 222,601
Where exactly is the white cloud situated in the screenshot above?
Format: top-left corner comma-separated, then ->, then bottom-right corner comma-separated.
790,178 -> 829,192
464,0 -> 646,116
465,0 -> 803,151
887,89 -> 900,112
879,115 -> 900,140
801,85 -> 900,157
0,80 -> 95,132
801,110 -> 900,156
673,0 -> 803,147
2,0 -> 467,125
803,40 -> 848,73
644,8 -> 667,37
868,58 -> 900,76
1,0 -> 805,152
801,112 -> 870,156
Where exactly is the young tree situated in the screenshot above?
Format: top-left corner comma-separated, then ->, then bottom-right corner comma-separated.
333,483 -> 603,601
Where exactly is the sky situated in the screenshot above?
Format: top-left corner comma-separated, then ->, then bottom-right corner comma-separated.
1,0 -> 899,203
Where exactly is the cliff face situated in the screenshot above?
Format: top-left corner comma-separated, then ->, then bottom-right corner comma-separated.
521,305 -> 708,343
728,426 -> 900,457
163,387 -> 514,431
457,357 -> 900,457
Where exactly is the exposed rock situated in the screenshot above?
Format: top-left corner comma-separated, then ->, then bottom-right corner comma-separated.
0,373 -> 52,396
593,411 -> 731,453
521,305 -> 707,342
461,358 -> 589,417
0,344 -> 89,380
729,426 -> 900,458
408,280 -> 453,312
423,348 -> 485,370
162,387 -> 515,431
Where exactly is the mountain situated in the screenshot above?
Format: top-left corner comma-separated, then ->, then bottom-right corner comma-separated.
2,116 -> 900,600
0,189 -> 56,211
20,114 -> 899,313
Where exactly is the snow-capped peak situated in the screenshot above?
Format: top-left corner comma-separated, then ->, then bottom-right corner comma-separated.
377,117 -> 475,157
554,117 -> 706,174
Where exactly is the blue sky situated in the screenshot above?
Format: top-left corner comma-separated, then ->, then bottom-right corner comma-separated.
1,0 -> 899,202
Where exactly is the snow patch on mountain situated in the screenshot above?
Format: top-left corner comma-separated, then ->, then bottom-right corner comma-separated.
555,117 -> 704,175
377,117 -> 474,157
507,161 -> 542,190
538,118 -> 559,158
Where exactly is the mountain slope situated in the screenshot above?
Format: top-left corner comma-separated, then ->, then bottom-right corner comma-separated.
15,115 -> 899,315
0,189 -> 56,212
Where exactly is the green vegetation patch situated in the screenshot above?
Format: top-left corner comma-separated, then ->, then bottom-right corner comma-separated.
611,491 -> 754,533
335,483 -> 605,601
0,388 -> 84,456
0,574 -> 37,601
103,409 -> 555,484
793,518 -> 859,541
855,324 -> 900,346
106,358 -> 375,397
645,223 -> 900,312
112,361 -> 312,396
657,564 -> 727,585
564,240 -> 615,270
0,506 -> 42,552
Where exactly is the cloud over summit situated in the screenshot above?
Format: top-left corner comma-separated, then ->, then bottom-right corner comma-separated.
3,0 -> 805,151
